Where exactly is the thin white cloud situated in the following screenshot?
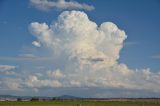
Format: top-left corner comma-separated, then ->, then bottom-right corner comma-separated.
32,41 -> 41,47
0,65 -> 16,71
29,10 -> 160,92
151,55 -> 160,59
19,53 -> 36,58
0,56 -> 51,61
124,41 -> 139,46
0,65 -> 16,75
30,0 -> 94,11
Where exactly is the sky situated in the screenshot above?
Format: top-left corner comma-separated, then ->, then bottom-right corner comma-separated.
0,0 -> 160,98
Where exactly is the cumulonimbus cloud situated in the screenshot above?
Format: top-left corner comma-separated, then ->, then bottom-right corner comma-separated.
29,11 -> 160,92
30,0 -> 94,11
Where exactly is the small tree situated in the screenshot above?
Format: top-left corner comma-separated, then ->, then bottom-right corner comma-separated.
52,97 -> 58,100
17,98 -> 22,101
30,97 -> 39,101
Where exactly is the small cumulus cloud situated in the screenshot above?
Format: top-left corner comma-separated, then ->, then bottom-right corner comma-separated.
30,0 -> 94,11
25,75 -> 62,88
32,41 -> 41,47
47,69 -> 65,78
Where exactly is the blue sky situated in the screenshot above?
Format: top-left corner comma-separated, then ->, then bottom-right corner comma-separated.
0,0 -> 160,97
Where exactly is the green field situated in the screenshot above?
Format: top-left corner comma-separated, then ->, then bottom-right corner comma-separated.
0,100 -> 160,106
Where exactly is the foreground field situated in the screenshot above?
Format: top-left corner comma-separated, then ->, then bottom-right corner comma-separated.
0,100 -> 160,106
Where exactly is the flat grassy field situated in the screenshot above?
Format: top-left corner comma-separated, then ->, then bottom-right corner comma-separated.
0,100 -> 160,106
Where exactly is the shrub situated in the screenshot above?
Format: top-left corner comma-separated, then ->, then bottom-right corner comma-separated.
30,97 -> 39,101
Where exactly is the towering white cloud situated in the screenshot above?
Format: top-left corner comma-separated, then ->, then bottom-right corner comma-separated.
29,11 -> 160,92
30,0 -> 94,11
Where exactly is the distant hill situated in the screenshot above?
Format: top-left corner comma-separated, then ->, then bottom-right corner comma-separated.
0,94 -> 81,100
0,95 -> 32,99
0,95 -> 18,98
57,95 -> 81,99
0,95 -> 159,101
